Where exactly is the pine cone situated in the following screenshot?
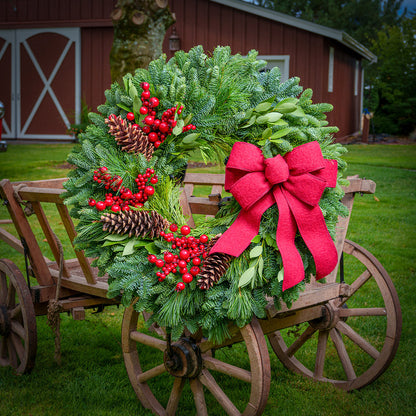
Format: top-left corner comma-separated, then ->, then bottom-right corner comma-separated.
100,210 -> 170,239
105,115 -> 155,161
197,235 -> 233,290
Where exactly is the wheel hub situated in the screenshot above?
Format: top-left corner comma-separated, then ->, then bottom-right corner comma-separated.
164,337 -> 202,378
309,303 -> 339,331
0,305 -> 11,336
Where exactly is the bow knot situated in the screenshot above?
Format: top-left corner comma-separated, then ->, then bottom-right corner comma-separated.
211,141 -> 339,291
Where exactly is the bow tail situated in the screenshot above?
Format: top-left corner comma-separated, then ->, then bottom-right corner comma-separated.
273,187 -> 306,291
210,194 -> 274,257
285,191 -> 338,281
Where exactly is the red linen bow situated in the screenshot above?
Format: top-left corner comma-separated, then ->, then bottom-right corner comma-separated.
210,141 -> 338,291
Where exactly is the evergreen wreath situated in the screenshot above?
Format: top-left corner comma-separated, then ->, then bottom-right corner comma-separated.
64,46 -> 349,344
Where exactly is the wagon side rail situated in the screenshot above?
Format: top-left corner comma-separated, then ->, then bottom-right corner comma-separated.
0,179 -> 109,301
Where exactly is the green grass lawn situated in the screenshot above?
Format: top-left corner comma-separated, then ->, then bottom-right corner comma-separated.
0,143 -> 415,415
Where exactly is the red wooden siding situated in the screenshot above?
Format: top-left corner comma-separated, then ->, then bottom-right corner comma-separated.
0,35 -> 13,136
81,27 -> 113,113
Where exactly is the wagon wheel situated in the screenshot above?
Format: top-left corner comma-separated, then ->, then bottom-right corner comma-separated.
0,259 -> 37,374
122,306 -> 270,415
268,239 -> 402,391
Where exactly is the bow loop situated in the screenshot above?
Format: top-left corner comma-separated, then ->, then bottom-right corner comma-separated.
211,141 -> 339,291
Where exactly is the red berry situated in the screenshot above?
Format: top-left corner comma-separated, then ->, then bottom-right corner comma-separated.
148,132 -> 158,142
96,201 -> 106,211
178,260 -> 187,268
144,115 -> 155,125
132,124 -> 139,129
111,204 -> 121,212
142,125 -> 151,134
139,106 -> 148,115
180,225 -> 191,236
170,223 -> 178,232
176,282 -> 185,291
164,252 -> 174,263
126,112 -> 135,121
100,166 -> 108,173
182,273 -> 193,283
148,255 -> 157,263
179,249 -> 190,260
88,198 -> 96,207
141,91 -> 151,99
155,259 -> 164,268
149,97 -> 159,108
179,267 -> 188,274
192,257 -> 201,266
105,198 -> 113,207
159,122 -> 169,133
154,141 -> 162,148
141,82 -> 150,91
150,176 -> 158,184
190,266 -> 200,276
200,234 -> 209,243
144,186 -> 155,195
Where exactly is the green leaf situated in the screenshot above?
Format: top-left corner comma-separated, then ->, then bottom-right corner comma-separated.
104,234 -> 129,242
262,127 -> 272,140
290,107 -> 306,117
277,97 -> 299,105
117,103 -> 131,112
270,128 -> 292,140
266,112 -> 283,123
129,80 -> 138,100
239,267 -> 256,288
173,119 -> 185,136
145,242 -> 158,254
255,115 -> 269,125
275,102 -> 297,113
250,245 -> 263,258
241,115 -> 256,128
274,119 -> 289,126
133,96 -> 141,114
251,235 -> 261,244
183,113 -> 193,125
122,238 -> 137,256
264,234 -> 278,249
182,132 -> 199,144
255,101 -> 272,113
258,256 -> 264,277
277,268 -> 284,282
102,240 -> 123,247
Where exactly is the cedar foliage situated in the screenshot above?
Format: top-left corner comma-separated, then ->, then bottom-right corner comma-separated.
64,46 -> 348,343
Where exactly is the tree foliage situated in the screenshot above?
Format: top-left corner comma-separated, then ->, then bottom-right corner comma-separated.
248,0 -> 415,135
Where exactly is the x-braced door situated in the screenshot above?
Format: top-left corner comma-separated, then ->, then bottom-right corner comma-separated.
0,28 -> 80,140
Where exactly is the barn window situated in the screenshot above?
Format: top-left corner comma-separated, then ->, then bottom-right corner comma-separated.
328,47 -> 334,93
257,55 -> 290,82
354,60 -> 359,96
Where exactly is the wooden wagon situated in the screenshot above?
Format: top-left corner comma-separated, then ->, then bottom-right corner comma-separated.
0,174 -> 402,415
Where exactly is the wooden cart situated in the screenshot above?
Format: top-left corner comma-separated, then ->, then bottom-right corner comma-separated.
0,175 -> 402,415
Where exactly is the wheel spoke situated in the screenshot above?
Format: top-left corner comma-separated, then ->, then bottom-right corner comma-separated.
336,320 -> 380,360
190,377 -> 208,416
0,336 -> 7,359
11,320 -> 25,340
6,282 -> 16,308
166,377 -> 186,415
286,325 -> 317,357
203,355 -> 252,383
7,337 -> 18,368
129,330 -> 166,352
330,328 -> 356,380
10,332 -> 25,363
199,369 -> 241,416
10,304 -> 22,320
137,363 -> 166,383
338,307 -> 387,317
0,272 -> 7,303
314,330 -> 329,378
339,270 -> 371,306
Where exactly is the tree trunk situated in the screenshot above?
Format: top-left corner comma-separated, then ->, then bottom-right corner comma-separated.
110,0 -> 175,86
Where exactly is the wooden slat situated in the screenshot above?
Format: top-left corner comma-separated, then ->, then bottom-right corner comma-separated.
30,201 -> 70,278
17,187 -> 65,203
188,197 -> 220,216
55,203 -> 96,285
0,179 -> 53,285
183,173 -> 225,186
11,178 -> 67,189
0,227 -> 24,254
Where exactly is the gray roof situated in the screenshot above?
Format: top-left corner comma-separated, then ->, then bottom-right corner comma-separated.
211,0 -> 377,63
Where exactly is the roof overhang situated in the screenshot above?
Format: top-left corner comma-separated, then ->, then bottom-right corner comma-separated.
210,0 -> 377,63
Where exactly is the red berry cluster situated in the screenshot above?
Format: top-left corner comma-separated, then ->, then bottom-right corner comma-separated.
147,223 -> 210,291
89,167 -> 158,212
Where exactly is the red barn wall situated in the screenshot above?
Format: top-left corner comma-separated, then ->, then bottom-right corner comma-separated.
1,0 -> 363,139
